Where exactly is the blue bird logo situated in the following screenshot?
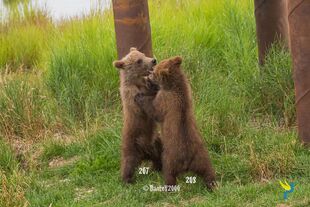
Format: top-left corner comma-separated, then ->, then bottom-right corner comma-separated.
279,180 -> 295,200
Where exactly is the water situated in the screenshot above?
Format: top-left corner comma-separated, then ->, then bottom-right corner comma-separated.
0,0 -> 111,21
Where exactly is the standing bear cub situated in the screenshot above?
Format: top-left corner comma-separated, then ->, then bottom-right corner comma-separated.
135,56 -> 216,190
113,48 -> 162,184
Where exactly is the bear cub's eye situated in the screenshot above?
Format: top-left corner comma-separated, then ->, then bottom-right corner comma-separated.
137,59 -> 143,64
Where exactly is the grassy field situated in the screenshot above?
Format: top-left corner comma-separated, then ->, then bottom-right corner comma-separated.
0,0 -> 309,206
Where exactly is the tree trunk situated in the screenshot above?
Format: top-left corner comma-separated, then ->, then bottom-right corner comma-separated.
112,0 -> 153,59
254,0 -> 289,65
288,0 -> 310,145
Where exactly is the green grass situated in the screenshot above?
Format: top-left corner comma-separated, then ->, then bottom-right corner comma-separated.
46,12 -> 118,124
0,0 -> 310,206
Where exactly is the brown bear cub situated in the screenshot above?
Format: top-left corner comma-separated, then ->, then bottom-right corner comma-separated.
113,47 -> 162,184
135,56 -> 216,190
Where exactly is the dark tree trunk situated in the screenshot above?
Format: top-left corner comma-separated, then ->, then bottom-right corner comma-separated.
254,0 -> 289,65
112,0 -> 153,59
288,0 -> 310,146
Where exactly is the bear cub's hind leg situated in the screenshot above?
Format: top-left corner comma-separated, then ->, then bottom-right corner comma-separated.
190,151 -> 216,190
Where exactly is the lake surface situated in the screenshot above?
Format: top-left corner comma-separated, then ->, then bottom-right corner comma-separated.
0,0 -> 110,21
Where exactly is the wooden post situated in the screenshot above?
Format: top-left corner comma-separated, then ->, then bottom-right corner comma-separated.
112,0 -> 153,59
254,0 -> 289,65
288,0 -> 310,145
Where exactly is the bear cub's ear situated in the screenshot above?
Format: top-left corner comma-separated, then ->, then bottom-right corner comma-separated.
113,60 -> 125,69
171,56 -> 182,65
130,47 -> 137,52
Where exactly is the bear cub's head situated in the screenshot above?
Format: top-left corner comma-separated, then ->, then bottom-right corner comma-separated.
148,56 -> 183,86
113,47 -> 157,82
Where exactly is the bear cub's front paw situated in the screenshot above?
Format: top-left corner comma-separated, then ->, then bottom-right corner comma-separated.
134,93 -> 145,106
146,79 -> 159,95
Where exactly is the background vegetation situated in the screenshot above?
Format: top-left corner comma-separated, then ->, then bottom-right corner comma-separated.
0,0 -> 309,206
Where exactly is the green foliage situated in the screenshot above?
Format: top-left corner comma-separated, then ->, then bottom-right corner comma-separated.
0,138 -> 29,207
41,140 -> 84,162
0,25 -> 46,72
0,1 -> 51,73
0,75 -> 55,139
255,45 -> 295,126
0,138 -> 17,172
46,13 -> 119,124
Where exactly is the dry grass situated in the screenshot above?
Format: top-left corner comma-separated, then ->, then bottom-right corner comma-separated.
0,170 -> 29,207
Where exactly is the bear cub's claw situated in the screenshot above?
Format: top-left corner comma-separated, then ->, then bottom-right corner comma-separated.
206,180 -> 217,191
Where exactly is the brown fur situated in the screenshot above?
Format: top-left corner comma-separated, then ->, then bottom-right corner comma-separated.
135,56 -> 216,190
113,48 -> 162,184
